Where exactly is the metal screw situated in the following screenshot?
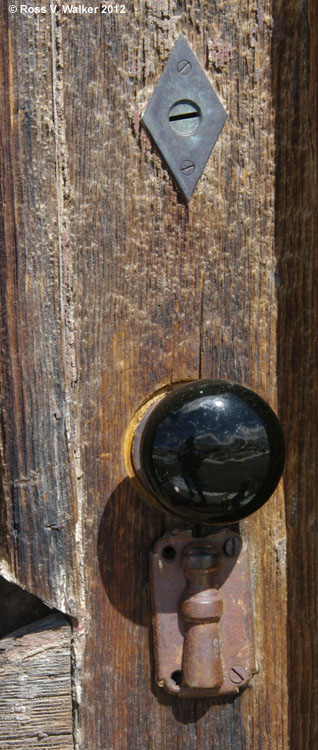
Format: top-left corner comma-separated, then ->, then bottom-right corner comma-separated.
224,536 -> 242,557
229,666 -> 248,684
177,59 -> 192,75
180,159 -> 195,175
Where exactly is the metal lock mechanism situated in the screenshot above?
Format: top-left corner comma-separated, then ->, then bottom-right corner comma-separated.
142,34 -> 227,201
128,380 -> 284,698
149,528 -> 253,697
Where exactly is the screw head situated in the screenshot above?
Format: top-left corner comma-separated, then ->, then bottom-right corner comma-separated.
177,59 -> 192,75
180,159 -> 195,175
229,666 -> 248,684
224,536 -> 242,557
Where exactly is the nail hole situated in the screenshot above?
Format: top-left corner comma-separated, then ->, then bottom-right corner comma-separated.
162,545 -> 177,561
171,670 -> 182,686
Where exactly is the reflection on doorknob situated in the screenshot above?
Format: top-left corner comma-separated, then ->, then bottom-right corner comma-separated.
131,379 -> 285,525
126,380 -> 284,698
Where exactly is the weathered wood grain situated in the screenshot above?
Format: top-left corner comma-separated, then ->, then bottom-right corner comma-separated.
0,613 -> 73,749
0,6 -> 79,613
273,0 -> 318,746
60,2 -> 287,748
0,0 -> 317,748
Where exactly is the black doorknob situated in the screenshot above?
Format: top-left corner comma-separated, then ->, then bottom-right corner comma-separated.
132,380 -> 284,524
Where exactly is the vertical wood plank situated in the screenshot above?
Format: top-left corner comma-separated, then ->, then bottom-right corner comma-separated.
58,2 -> 287,748
273,0 -> 318,746
0,7 -> 79,612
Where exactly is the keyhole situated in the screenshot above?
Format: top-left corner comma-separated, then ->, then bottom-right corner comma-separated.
169,100 -> 201,135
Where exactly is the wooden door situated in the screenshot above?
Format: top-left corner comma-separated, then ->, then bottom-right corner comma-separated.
0,1 -> 317,748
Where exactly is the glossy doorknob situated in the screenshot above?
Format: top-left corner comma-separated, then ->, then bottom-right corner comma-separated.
132,380 -> 284,524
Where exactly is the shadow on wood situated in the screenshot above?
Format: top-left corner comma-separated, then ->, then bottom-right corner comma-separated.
0,576 -> 53,639
98,477 -> 165,626
97,478 -> 248,722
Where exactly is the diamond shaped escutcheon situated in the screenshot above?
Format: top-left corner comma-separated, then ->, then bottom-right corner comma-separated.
142,34 -> 228,201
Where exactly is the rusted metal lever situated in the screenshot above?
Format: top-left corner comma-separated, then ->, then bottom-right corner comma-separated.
149,529 -> 255,698
181,544 -> 223,690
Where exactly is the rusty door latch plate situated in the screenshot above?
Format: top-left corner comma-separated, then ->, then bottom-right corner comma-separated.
142,34 -> 227,201
149,528 -> 255,697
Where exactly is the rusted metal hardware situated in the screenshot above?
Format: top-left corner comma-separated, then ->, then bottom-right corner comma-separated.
149,528 -> 255,697
142,34 -> 227,201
